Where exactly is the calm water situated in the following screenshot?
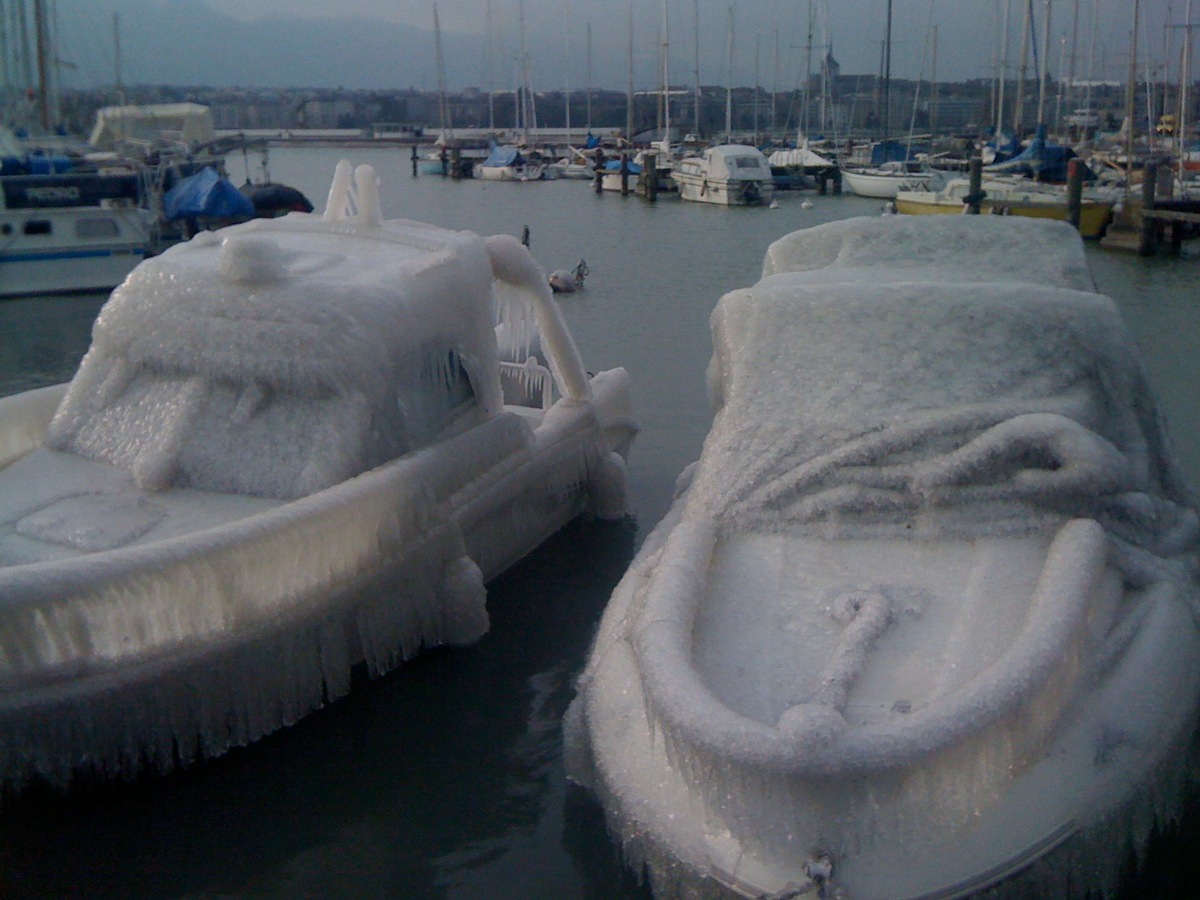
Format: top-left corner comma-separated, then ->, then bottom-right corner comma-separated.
1,147 -> 1199,898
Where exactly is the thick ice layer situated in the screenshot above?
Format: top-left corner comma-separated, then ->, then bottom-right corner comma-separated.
761,215 -> 1096,290
48,211 -> 504,499
698,279 -> 1196,549
566,216 -> 1200,899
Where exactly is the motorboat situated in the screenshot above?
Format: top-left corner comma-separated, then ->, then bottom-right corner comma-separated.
893,175 -> 1115,240
671,144 -> 775,206
565,215 -> 1200,898
0,165 -> 154,297
0,160 -> 637,791
840,160 -> 934,198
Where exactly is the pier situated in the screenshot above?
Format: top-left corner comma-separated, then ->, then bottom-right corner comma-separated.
1101,162 -> 1200,256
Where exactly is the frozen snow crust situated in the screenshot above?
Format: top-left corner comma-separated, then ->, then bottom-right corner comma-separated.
0,162 -> 635,791
565,216 -> 1200,898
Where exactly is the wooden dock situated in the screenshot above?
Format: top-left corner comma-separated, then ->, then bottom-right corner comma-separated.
1100,161 -> 1200,255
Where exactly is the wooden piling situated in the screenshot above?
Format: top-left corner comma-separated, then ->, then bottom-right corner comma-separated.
411,145 -> 418,177
967,156 -> 983,215
1066,159 -> 1083,230
450,147 -> 461,180
644,152 -> 658,201
620,153 -> 630,197
1139,162 -> 1158,257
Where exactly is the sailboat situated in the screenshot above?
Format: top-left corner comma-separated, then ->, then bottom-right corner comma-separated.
840,0 -> 933,198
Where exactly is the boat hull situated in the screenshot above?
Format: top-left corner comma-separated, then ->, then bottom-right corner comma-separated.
0,206 -> 153,298
672,171 -> 774,206
476,164 -> 546,182
894,193 -> 1114,239
842,167 -> 933,199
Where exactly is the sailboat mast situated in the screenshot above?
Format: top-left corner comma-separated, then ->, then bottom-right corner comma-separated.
1014,0 -> 1032,135
883,0 -> 892,139
1123,0 -> 1139,198
1036,0 -> 1052,127
586,21 -> 593,132
931,24 -> 938,135
725,6 -> 734,142
433,3 -> 452,140
1181,0 -> 1194,184
661,0 -> 669,141
34,0 -> 50,130
564,0 -> 572,141
996,0 -> 1011,137
803,0 -> 813,138
626,0 -> 634,142
486,0 -> 495,131
694,0 -> 702,135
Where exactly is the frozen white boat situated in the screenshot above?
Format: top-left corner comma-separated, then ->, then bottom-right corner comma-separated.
0,161 -> 636,791
671,145 -> 775,206
566,216 -> 1200,898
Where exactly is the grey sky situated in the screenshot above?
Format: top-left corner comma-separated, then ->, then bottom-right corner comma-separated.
49,1 -> 1174,94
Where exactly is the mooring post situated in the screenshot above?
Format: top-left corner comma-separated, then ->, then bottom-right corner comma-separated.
1066,159 -> 1083,230
966,154 -> 983,215
644,152 -> 658,201
620,153 -> 630,197
450,147 -> 461,180
1139,161 -> 1158,257
411,144 -> 418,177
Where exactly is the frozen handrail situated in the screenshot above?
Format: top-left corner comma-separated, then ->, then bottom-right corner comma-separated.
499,358 -> 556,411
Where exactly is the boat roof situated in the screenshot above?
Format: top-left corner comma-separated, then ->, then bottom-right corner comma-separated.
760,215 -> 1095,291
81,210 -> 501,393
89,103 -> 215,149
47,166 -> 509,499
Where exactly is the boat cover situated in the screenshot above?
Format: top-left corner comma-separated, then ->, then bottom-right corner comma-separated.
480,146 -> 526,168
163,166 -> 256,221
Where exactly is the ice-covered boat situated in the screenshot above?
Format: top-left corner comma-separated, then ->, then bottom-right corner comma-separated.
565,216 -> 1200,898
0,160 -> 636,791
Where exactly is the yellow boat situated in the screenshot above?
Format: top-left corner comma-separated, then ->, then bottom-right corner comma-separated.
894,177 -> 1114,239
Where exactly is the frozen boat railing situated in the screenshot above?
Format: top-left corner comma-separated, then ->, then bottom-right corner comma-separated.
499,358 -> 556,411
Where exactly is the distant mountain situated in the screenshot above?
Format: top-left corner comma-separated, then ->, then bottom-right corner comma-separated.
56,0 -> 475,91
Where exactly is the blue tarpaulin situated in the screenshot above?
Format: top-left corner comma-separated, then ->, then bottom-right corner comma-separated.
985,126 -> 1087,182
163,166 -> 256,222
480,146 -> 525,168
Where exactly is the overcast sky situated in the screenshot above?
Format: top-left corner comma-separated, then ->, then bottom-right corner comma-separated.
46,0 -> 1177,94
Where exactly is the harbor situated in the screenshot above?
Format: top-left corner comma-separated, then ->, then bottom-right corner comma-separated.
3,0 -> 1200,895
2,144 -> 1199,898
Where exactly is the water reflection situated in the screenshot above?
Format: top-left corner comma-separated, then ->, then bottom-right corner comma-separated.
0,518 -> 639,899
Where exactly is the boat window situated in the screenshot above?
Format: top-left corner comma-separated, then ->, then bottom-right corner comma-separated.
23,220 -> 52,235
733,157 -> 763,169
76,217 -> 120,239
399,347 -> 478,445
